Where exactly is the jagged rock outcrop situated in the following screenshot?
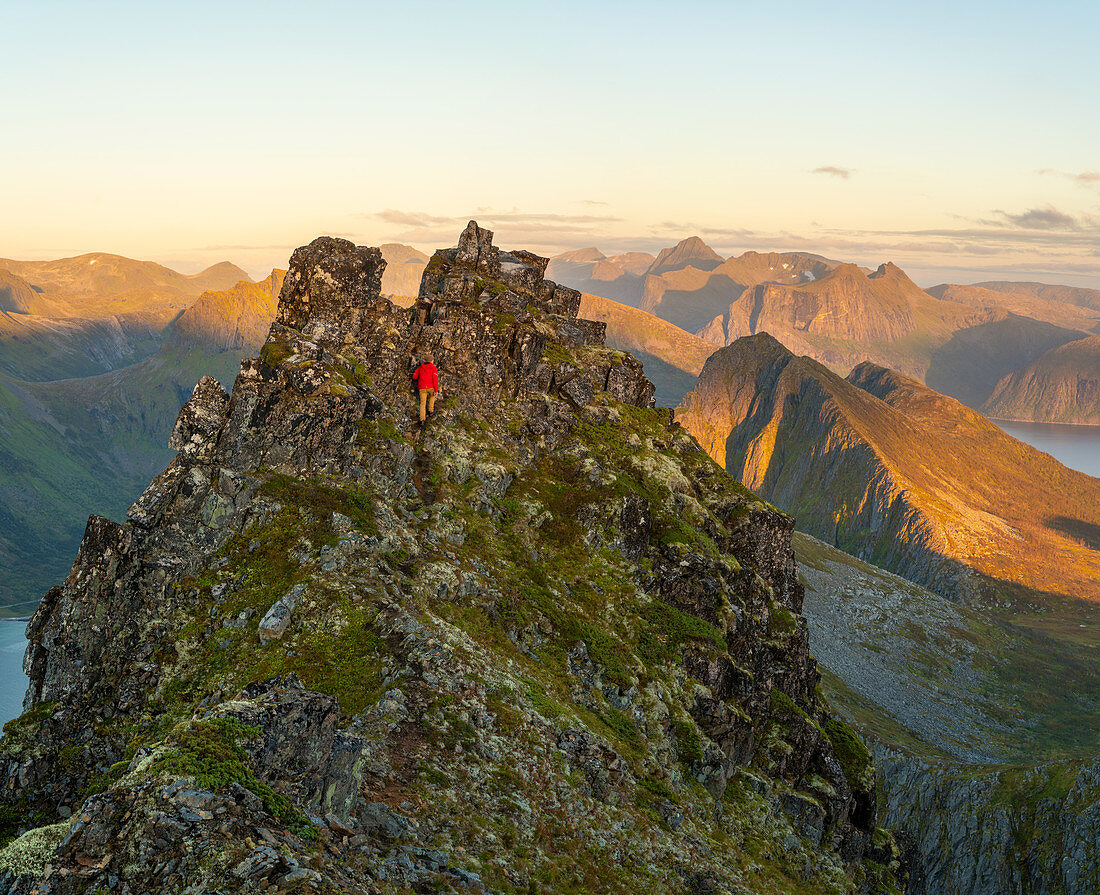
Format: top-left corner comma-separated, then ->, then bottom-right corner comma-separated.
0,225 -> 900,893
676,333 -> 1100,605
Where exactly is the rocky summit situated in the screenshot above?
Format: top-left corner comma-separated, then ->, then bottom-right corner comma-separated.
0,223 -> 900,894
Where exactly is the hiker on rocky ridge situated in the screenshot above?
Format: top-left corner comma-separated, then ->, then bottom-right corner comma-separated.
412,350 -> 440,422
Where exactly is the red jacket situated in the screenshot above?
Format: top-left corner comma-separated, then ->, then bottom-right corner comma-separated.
413,362 -> 439,391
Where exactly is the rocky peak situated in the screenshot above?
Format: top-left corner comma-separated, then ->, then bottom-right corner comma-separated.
275,236 -> 385,333
0,226 -> 899,893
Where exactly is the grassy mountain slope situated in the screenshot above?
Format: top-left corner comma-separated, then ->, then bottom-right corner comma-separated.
797,532 -> 1100,894
796,532 -> 1100,762
0,311 -> 164,381
676,333 -> 1100,606
0,254 -> 250,319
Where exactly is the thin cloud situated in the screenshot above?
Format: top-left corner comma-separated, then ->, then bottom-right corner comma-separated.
580,199 -> 609,207
812,166 -> 853,179
998,207 -> 1079,230
1037,168 -> 1100,186
360,208 -> 623,255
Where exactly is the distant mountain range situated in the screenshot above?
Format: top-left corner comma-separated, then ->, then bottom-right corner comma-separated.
545,236 -> 1100,424
0,253 -> 250,320
676,332 -> 1100,606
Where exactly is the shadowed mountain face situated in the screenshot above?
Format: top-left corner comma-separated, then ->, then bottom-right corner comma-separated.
546,248 -> 655,306
676,333 -> 1100,606
0,312 -> 165,381
0,270 -> 42,314
983,334 -> 1100,425
925,313 -> 1089,408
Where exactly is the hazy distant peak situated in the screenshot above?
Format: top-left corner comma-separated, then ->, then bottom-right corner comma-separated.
380,243 -> 430,264
606,251 -> 654,275
646,236 -> 724,276
193,260 -> 252,280
554,247 -> 606,263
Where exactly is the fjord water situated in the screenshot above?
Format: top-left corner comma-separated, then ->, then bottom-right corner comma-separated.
0,619 -> 27,725
995,420 -> 1100,479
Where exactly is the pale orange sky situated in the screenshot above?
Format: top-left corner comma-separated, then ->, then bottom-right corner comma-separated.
4,1 -> 1099,287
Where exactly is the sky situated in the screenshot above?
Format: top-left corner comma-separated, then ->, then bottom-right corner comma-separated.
3,0 -> 1099,286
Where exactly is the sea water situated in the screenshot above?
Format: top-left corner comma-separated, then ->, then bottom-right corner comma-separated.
995,420 -> 1100,479
0,619 -> 27,726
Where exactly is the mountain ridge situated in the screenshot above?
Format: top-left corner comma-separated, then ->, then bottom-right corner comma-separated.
676,332 -> 1100,605
0,224 -> 902,893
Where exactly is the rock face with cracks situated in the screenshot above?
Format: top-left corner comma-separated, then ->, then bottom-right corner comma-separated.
0,223 -> 901,894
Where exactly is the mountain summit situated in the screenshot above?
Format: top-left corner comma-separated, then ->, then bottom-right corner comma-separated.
0,224 -> 898,893
645,236 -> 724,278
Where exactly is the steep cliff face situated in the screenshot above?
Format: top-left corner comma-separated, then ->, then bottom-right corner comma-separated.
0,224 -> 901,893
982,334 -> 1100,425
878,754 -> 1100,895
676,333 -> 1100,605
725,264 -> 919,347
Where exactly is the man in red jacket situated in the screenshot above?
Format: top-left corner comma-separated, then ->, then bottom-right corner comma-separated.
412,350 -> 440,423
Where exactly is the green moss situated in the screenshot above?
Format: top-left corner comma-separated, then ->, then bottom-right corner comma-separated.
331,355 -> 372,389
155,717 -> 313,836
0,701 -> 58,756
824,717 -> 874,796
637,601 -> 726,667
541,344 -> 573,366
258,473 -> 377,547
597,707 -> 641,752
259,340 -> 293,368
524,680 -> 564,720
768,602 -> 799,637
638,774 -> 677,803
669,715 -> 703,766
